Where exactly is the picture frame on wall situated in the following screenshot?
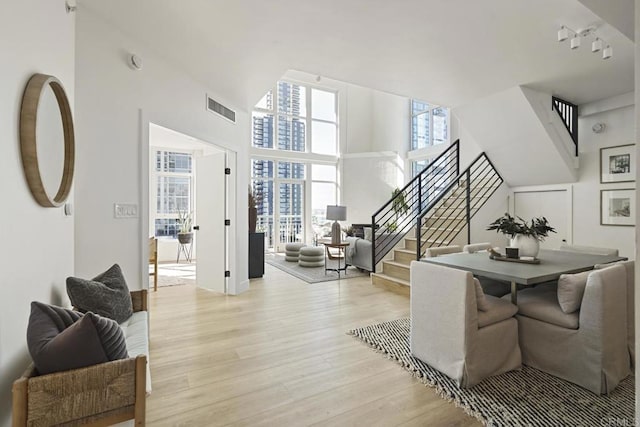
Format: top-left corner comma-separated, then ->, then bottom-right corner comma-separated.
601,189 -> 635,226
600,144 -> 636,183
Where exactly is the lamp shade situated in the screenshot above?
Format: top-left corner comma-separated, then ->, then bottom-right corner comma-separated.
326,205 -> 346,221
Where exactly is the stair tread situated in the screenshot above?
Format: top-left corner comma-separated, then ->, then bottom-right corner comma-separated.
371,273 -> 410,287
382,260 -> 410,269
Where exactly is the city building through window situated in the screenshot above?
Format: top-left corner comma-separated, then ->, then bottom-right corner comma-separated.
252,81 -> 338,250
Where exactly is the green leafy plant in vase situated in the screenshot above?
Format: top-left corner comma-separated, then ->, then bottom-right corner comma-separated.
177,210 -> 194,244
487,213 -> 555,257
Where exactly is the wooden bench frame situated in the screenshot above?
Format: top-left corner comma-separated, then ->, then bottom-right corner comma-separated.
12,290 -> 148,426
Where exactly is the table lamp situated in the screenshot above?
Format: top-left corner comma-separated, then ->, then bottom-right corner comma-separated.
326,205 -> 347,244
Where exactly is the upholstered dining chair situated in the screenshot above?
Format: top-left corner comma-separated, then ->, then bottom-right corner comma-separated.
149,237 -> 158,291
513,264 -> 630,394
424,245 -> 462,258
410,261 -> 521,388
558,243 -> 619,257
463,242 -> 492,253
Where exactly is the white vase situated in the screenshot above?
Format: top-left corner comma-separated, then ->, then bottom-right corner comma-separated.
509,234 -> 540,258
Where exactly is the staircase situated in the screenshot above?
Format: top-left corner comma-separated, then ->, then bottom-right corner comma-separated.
370,145 -> 503,294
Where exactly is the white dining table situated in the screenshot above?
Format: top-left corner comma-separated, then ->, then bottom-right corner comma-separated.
422,249 -> 626,304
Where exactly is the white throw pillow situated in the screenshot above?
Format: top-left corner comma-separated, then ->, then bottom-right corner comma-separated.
363,227 -> 372,242
557,270 -> 591,314
474,278 -> 489,311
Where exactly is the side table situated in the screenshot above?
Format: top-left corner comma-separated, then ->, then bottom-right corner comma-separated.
323,242 -> 350,277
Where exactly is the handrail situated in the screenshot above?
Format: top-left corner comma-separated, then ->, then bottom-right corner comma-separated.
552,96 -> 578,156
371,140 -> 460,268
416,151 -> 503,259
371,140 -> 460,218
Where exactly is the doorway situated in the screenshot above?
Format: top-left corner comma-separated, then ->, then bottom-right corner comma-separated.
148,123 -> 228,293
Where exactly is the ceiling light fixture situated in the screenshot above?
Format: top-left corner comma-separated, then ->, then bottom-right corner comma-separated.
557,25 -> 612,60
591,38 -> 603,52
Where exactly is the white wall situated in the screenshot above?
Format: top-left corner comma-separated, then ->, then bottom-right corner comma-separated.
0,1 -> 75,423
573,104 -> 635,258
75,9 -> 250,294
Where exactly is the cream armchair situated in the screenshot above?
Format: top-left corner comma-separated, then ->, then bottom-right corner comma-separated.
515,264 -> 630,394
410,261 -> 521,388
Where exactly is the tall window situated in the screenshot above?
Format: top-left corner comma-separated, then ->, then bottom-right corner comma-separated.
252,81 -> 338,249
411,100 -> 449,150
155,151 -> 193,238
253,82 -> 338,155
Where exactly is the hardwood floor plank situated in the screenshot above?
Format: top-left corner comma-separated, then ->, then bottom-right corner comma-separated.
146,264 -> 478,426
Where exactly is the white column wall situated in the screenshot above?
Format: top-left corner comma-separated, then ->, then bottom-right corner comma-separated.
0,1 -> 75,423
75,9 -> 249,294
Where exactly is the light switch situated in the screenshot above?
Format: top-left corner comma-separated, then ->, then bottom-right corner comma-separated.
114,203 -> 138,218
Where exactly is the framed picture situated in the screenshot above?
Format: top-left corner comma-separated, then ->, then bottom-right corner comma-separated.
600,144 -> 636,183
601,189 -> 635,226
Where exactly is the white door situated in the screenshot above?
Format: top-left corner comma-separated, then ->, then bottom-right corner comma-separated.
513,190 -> 569,250
195,152 -> 227,293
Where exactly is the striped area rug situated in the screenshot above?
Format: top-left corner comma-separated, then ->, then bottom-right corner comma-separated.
348,318 -> 634,427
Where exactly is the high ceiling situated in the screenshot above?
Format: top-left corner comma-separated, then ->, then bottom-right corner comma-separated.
82,0 -> 634,109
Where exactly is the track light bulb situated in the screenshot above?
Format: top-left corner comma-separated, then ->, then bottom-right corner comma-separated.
602,45 -> 612,60
570,35 -> 581,49
591,38 -> 603,52
558,26 -> 569,42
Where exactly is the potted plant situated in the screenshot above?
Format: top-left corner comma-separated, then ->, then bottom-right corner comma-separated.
486,213 -> 556,257
249,187 -> 258,233
177,210 -> 193,244
387,188 -> 409,232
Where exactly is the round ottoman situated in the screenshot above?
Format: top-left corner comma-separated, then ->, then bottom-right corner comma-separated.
285,242 -> 306,262
298,246 -> 325,268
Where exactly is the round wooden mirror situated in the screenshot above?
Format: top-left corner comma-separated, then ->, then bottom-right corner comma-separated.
20,73 -> 75,207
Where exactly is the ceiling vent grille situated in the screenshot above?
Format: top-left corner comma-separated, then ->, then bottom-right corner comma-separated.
207,95 -> 236,123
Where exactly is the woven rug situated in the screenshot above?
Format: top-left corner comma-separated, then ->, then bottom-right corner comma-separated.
348,318 -> 635,427
265,254 -> 370,283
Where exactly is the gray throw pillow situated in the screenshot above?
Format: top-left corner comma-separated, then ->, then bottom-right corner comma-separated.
557,270 -> 591,314
27,302 -> 128,375
66,264 -> 133,323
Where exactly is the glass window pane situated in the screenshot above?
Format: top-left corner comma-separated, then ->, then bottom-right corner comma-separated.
155,151 -> 162,171
311,121 -> 337,155
432,107 -> 448,145
277,162 -> 305,179
255,90 -> 273,110
311,89 -> 336,122
163,152 -> 192,173
412,160 -> 429,178
277,116 -> 306,152
279,182 -> 304,243
277,82 -> 306,117
311,182 -> 336,239
312,164 -> 336,181
155,218 -> 180,238
411,112 -> 430,150
252,112 -> 274,149
412,100 -> 429,115
251,159 -> 274,179
157,176 -> 190,214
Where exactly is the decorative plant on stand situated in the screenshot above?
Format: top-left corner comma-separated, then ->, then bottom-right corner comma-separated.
487,213 -> 556,257
248,187 -> 259,233
177,210 -> 193,244
387,188 -> 410,233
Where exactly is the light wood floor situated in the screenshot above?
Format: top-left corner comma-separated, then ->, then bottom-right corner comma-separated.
147,264 -> 481,426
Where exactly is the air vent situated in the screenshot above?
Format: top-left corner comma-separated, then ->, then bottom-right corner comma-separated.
207,95 -> 236,123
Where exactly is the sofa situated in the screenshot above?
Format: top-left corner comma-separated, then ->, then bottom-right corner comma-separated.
345,236 -> 373,272
12,290 -> 150,426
